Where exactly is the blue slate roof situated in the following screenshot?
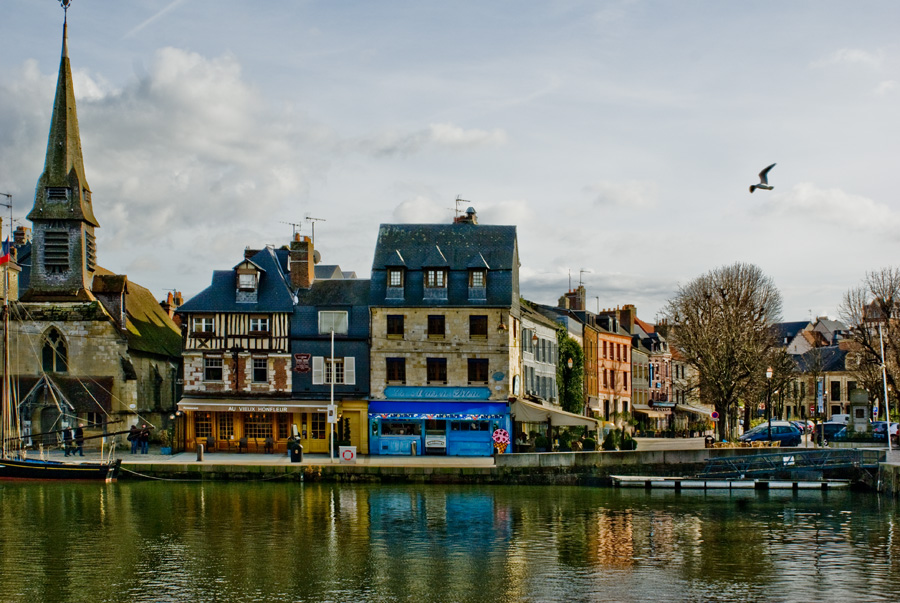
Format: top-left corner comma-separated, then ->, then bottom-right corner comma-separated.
773,321 -> 811,345
178,247 -> 294,314
794,345 -> 848,372
370,221 -> 518,307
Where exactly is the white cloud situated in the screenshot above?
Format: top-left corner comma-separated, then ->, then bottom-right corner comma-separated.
352,123 -> 507,157
875,80 -> 899,95
584,180 -> 657,209
763,183 -> 900,234
813,48 -> 885,70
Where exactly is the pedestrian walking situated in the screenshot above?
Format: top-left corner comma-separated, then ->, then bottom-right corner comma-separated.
63,426 -> 74,457
74,423 -> 85,457
128,424 -> 140,454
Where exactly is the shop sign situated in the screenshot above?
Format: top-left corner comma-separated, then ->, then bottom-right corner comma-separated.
384,386 -> 491,400
228,406 -> 290,413
293,353 -> 311,373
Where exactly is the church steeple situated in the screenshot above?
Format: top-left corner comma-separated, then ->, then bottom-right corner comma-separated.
23,9 -> 99,302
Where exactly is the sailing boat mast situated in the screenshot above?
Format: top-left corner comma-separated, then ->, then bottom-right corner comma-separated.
1,193 -> 12,458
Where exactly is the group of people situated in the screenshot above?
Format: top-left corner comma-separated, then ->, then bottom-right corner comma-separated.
128,424 -> 152,454
62,424 -> 85,457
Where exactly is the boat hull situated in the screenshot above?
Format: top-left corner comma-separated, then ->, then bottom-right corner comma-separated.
0,457 -> 121,482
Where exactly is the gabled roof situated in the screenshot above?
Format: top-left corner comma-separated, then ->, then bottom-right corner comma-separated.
773,321 -> 811,344
371,222 -> 517,271
178,247 -> 294,314
794,345 -> 848,373
295,279 -> 371,306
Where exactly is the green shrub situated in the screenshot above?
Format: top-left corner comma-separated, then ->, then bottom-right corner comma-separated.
534,435 -> 550,450
583,437 -> 596,451
602,430 -> 619,451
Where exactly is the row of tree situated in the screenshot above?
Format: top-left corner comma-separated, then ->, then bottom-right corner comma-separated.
666,263 -> 900,440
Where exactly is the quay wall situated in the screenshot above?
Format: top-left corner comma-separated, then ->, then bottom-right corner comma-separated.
121,448 -> 778,485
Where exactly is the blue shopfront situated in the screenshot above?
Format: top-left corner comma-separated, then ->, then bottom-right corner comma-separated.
369,387 -> 511,457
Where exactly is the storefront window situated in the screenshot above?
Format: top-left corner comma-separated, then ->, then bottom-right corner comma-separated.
245,413 -> 272,440
451,421 -> 489,431
311,413 -> 326,439
195,414 -> 212,438
277,413 -> 290,439
218,413 -> 234,439
385,422 -> 420,435
425,419 -> 446,435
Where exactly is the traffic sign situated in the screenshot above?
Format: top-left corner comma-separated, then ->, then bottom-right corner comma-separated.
711,411 -> 719,421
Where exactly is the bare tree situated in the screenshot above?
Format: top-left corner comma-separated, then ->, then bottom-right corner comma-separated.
839,267 -> 900,419
664,263 -> 782,440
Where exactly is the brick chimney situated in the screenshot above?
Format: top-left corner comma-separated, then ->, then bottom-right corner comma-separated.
559,285 -> 586,311
14,226 -> 31,245
619,304 -> 636,334
290,233 -> 315,290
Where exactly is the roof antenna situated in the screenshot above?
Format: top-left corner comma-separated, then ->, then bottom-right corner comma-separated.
579,268 -> 591,288
448,195 -> 469,219
305,214 -> 326,247
280,221 -> 302,239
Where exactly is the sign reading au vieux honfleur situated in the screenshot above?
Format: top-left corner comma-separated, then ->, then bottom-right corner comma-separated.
227,406 -> 291,413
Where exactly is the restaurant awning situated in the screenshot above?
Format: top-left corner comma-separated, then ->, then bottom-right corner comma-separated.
674,404 -> 714,417
633,403 -> 669,418
510,399 -> 599,428
177,398 -> 328,413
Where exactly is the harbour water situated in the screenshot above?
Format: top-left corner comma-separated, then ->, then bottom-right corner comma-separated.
1,481 -> 899,602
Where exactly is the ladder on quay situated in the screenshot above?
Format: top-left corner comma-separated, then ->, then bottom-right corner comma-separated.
697,448 -> 885,479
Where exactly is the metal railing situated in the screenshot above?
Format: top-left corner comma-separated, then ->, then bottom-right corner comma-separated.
698,449 -> 885,478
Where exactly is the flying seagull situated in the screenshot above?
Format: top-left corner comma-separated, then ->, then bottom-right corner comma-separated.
749,163 -> 776,193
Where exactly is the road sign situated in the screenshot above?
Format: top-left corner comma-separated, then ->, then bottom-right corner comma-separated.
711,411 -> 719,421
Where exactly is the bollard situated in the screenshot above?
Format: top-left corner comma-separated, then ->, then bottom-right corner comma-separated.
410,441 -> 417,456
196,443 -> 204,461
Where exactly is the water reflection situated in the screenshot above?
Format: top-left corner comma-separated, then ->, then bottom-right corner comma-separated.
0,482 -> 899,602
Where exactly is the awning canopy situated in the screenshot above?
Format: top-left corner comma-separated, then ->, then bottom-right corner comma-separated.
177,398 -> 327,413
511,399 -> 599,429
633,403 -> 669,418
674,404 -> 713,417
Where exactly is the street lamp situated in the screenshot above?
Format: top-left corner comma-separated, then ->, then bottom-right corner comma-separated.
766,366 -> 773,441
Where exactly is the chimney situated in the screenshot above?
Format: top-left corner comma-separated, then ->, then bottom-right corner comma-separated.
290,233 -> 315,290
161,290 -> 184,320
619,304 -> 635,334
13,226 -> 31,245
453,206 -> 478,224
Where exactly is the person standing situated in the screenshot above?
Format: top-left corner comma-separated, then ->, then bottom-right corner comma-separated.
129,424 -> 140,454
63,426 -> 74,457
74,423 -> 85,457
139,424 -> 150,454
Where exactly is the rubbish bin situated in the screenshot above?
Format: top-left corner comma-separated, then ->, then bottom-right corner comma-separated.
290,444 -> 303,463
704,436 -> 714,449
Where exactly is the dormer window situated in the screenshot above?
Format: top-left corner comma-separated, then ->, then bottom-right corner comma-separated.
425,269 -> 446,288
468,269 -> 487,301
238,273 -> 257,291
386,268 -> 405,300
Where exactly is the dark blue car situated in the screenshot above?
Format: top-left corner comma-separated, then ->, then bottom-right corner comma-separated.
738,421 -> 802,447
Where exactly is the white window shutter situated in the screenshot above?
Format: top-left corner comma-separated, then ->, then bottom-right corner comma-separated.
344,357 -> 356,385
312,356 -> 324,385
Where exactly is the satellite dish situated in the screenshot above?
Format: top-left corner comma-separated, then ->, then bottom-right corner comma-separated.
313,250 -> 321,264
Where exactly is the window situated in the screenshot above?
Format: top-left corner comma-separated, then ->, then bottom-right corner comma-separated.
86,412 -> 103,428
277,413 -> 290,439
252,357 -> 267,383
193,317 -> 214,333
425,269 -> 447,288
469,269 -> 486,288
387,315 -> 405,338
428,315 -> 446,338
244,413 -> 272,439
603,341 -> 607,358
470,315 -> 488,339
41,329 -> 67,373
312,356 -> 356,385
194,414 -> 212,438
386,358 -> 406,383
204,356 -> 223,381
318,311 -> 348,335
218,413 -> 234,439
388,268 -> 404,288
427,358 -> 448,384
310,412 -> 326,439
238,273 -> 257,290
249,317 -> 270,333
468,358 -> 489,384
830,381 -> 841,401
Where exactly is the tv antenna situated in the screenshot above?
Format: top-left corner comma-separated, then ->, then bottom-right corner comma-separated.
579,268 -> 591,287
280,221 -> 302,238
448,195 -> 469,218
305,214 -> 326,247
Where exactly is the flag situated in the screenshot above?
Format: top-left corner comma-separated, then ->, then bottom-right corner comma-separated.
0,238 -> 9,265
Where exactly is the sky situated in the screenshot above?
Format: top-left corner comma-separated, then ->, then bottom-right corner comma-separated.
2,1 -> 900,324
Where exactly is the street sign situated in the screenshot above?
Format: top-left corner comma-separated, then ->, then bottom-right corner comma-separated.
327,404 -> 338,423
711,411 -> 719,421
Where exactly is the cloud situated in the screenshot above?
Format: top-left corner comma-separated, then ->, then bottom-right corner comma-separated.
351,123 -> 507,157
813,48 -> 885,70
584,180 -> 657,209
763,183 -> 900,233
875,80 -> 899,95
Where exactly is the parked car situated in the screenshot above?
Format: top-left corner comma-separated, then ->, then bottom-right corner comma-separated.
790,420 -> 814,434
738,421 -> 802,447
813,422 -> 846,443
873,421 -> 899,441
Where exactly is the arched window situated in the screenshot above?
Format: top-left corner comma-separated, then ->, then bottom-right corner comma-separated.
41,329 -> 68,373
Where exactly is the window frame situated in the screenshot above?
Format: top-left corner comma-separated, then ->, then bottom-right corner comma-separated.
469,269 -> 486,288
318,310 -> 349,335
427,358 -> 448,384
388,268 -> 405,288
203,356 -> 223,382
427,314 -> 446,339
469,315 -> 488,339
249,316 -> 270,333
386,357 -> 406,383
387,314 -> 405,339
192,317 -> 215,333
467,358 -> 489,384
252,357 -> 267,383
425,268 -> 447,289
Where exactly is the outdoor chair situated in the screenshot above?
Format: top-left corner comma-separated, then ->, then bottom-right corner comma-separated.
205,436 -> 215,452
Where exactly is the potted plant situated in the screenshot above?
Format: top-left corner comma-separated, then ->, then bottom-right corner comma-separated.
158,430 -> 172,455
582,437 -> 596,451
534,435 -> 549,452
601,430 -> 620,451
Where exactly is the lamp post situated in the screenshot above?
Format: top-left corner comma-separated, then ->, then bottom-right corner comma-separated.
766,366 -> 773,441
